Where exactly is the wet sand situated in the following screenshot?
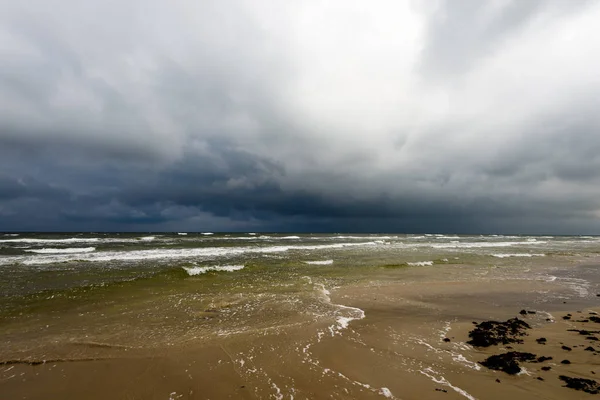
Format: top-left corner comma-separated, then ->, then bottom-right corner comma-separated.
2,258 -> 600,399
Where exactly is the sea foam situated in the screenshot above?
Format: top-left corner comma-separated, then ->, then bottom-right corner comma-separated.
491,253 -> 545,258
183,265 -> 245,276
25,247 -> 96,254
304,260 -> 334,265
407,261 -> 434,267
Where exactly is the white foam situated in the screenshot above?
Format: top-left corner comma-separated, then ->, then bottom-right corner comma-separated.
379,387 -> 394,398
177,232 -> 188,236
281,236 -> 300,239
419,368 -> 476,400
25,247 -> 96,254
248,232 -> 257,235
304,260 -> 334,265
407,261 -> 434,266
201,232 -> 214,235
433,240 -> 546,249
0,241 -> 381,266
492,253 -> 545,258
0,237 -> 100,244
183,265 -> 245,276
139,236 -> 155,241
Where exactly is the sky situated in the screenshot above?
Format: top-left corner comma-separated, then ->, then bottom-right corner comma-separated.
1,0 -> 600,233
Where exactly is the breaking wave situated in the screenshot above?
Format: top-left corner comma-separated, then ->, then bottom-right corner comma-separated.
183,265 -> 245,276
24,247 -> 96,254
304,260 -> 334,265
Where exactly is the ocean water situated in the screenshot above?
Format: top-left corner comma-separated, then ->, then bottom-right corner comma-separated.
0,233 -> 598,346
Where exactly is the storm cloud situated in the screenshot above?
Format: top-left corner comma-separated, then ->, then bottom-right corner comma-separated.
1,0 -> 600,233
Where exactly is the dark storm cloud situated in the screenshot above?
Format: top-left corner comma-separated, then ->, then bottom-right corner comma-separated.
1,0 -> 600,233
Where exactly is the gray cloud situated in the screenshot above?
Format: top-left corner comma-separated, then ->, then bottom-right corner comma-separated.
1,0 -> 600,233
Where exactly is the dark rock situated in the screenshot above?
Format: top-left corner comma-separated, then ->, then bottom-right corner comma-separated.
467,318 -> 531,347
528,311 -> 536,314
443,338 -> 451,343
520,309 -> 527,315
541,366 -> 552,371
537,356 -> 552,362
561,359 -> 571,364
496,378 -> 501,383
479,352 -> 537,375
593,371 -> 596,374
435,388 -> 448,393
536,337 -> 547,344
562,346 -> 572,351
546,318 -> 553,322
590,316 -> 600,323
577,319 -> 590,323
587,336 -> 599,341
563,316 -> 571,320
559,375 -> 600,394
585,346 -> 596,352
537,377 -> 544,381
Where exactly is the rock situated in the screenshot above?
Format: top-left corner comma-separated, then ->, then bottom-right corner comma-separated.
537,356 -> 552,362
561,360 -> 571,364
479,352 -> 537,375
589,316 -> 600,323
496,378 -> 501,383
562,316 -> 571,320
467,318 -> 531,347
443,338 -> 451,343
587,336 -> 599,341
585,346 -> 596,352
537,377 -> 544,381
536,337 -> 547,344
559,375 -> 600,394
519,309 -> 536,315
435,388 -> 448,393
541,366 -> 551,371
562,346 -> 572,351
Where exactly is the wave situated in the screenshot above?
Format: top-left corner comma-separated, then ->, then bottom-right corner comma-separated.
432,240 -> 546,249
491,253 -> 545,258
24,247 -> 96,254
281,236 -> 300,239
139,236 -> 155,241
304,260 -> 334,265
177,232 -> 187,236
183,265 -> 244,276
407,261 -> 434,266
0,241 -> 381,266
201,232 -> 214,235
0,237 -> 100,244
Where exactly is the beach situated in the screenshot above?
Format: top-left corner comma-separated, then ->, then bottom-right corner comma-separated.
1,233 -> 600,399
